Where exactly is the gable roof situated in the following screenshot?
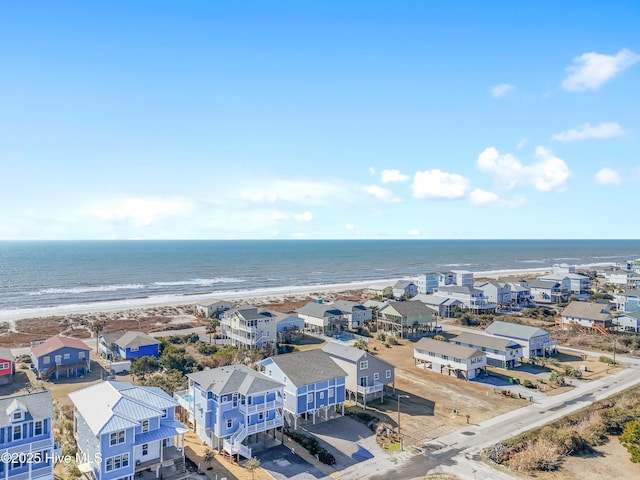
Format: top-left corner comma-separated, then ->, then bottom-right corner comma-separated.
196,299 -> 230,307
69,380 -> 178,435
112,331 -> 160,349
452,331 -> 521,351
562,301 -> 611,321
393,280 -> 416,290
31,336 -> 90,357
435,285 -> 483,295
332,300 -> 366,312
380,300 -> 433,317
0,391 -> 54,427
485,321 -> 548,340
295,302 -> 345,318
187,364 -> 284,396
261,350 -> 347,386
0,347 -> 14,362
526,280 -> 560,289
414,338 -> 485,360
231,305 -> 276,320
322,342 -> 394,368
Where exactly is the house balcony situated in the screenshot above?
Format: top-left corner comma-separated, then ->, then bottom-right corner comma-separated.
135,446 -> 183,472
173,389 -> 196,413
357,381 -> 384,395
224,329 -> 269,347
239,399 -> 279,415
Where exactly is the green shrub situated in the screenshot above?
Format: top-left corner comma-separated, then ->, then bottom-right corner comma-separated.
599,355 -> 615,364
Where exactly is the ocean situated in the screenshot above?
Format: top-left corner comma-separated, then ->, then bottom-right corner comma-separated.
0,240 -> 638,320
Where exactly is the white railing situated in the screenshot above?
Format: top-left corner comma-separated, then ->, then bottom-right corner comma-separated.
173,389 -> 196,413
239,399 -> 278,414
356,381 -> 384,395
222,438 -> 252,458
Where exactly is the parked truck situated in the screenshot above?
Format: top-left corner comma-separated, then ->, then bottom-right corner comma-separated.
109,360 -> 131,375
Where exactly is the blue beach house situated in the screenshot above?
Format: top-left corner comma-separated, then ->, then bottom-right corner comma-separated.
69,380 -> 188,480
0,391 -> 55,480
30,335 -> 91,380
176,364 -> 284,458
99,331 -> 160,360
258,349 -> 347,430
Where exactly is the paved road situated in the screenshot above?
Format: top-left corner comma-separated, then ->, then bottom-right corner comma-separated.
336,350 -> 640,480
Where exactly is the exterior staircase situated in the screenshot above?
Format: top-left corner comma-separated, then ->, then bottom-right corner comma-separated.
592,323 -> 612,336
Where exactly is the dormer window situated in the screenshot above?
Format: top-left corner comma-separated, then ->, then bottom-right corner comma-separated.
12,411 -> 22,421
142,420 -> 149,433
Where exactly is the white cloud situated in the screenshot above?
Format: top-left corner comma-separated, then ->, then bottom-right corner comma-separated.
562,48 -> 640,91
552,122 -> 624,141
293,211 -> 313,222
517,138 -> 528,149
408,229 -> 421,237
491,83 -> 515,98
476,146 -> 570,192
238,179 -> 346,206
595,168 -> 622,185
363,185 -> 400,203
369,167 -> 376,176
345,223 -> 354,230
412,169 -> 470,199
469,189 -> 499,206
90,197 -> 193,227
380,169 -> 410,183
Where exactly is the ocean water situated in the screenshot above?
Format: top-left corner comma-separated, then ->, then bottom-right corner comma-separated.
0,240 -> 638,319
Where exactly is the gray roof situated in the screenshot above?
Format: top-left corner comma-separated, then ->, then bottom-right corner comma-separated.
414,338 -> 485,360
435,285 -> 483,295
104,331 -> 160,349
0,347 -> 14,362
452,332 -> 521,351
381,300 -> 432,317
295,302 -> 345,318
196,299 -> 230,307
393,280 -> 415,289
412,294 -> 447,306
525,280 -> 560,289
322,342 -> 394,368
232,306 -> 276,320
264,350 -> 347,386
332,300 -> 366,312
0,391 -> 53,427
562,301 -> 611,321
187,364 -> 284,396
485,321 -> 548,340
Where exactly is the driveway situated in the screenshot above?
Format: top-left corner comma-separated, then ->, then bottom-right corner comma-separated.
260,445 -> 329,480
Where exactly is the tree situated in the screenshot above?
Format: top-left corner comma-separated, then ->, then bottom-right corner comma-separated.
92,321 -> 105,354
245,457 -> 261,480
353,339 -> 368,351
620,419 -> 640,463
130,356 -> 160,379
201,448 -> 215,471
206,319 -> 220,343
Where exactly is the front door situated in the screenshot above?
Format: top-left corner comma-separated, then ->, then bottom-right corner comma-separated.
359,377 -> 367,387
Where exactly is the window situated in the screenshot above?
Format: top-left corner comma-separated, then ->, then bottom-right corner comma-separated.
63,353 -> 70,360
328,388 -> 334,398
35,420 -> 43,436
142,420 -> 149,433
105,453 -> 129,472
130,346 -> 139,352
319,391 -> 325,399
268,369 -> 272,377
78,351 -> 85,359
442,355 -> 448,361
43,356 -> 50,364
162,409 -> 168,418
12,411 -> 22,421
373,372 -> 379,381
307,393 -> 313,403
283,392 -> 287,400
359,361 -> 368,370
110,430 -> 126,446
386,370 -> 392,379
258,412 -> 264,421
0,362 -> 9,370
13,425 -> 23,441
226,419 -> 233,429
142,444 -> 148,456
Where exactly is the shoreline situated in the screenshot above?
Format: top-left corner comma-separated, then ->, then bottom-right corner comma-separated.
0,267 -> 557,324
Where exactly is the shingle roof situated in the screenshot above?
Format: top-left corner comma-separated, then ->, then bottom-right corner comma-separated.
295,302 -> 345,318
526,280 -> 560,289
412,294 -> 447,306
332,300 -> 366,312
196,299 -> 229,307
187,364 -> 284,396
0,347 -> 14,362
111,331 -> 160,349
381,300 -> 432,317
393,280 -> 415,289
0,391 -> 54,427
322,342 -> 394,368
232,306 -> 275,321
485,321 -> 548,340
263,350 -> 347,387
69,380 -> 179,435
31,336 -> 90,357
435,285 -> 483,295
414,338 -> 485,360
452,332 -> 521,351
561,301 -> 611,321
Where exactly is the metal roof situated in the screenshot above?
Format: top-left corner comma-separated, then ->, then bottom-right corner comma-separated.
451,332 -> 521,351
485,321 -> 549,340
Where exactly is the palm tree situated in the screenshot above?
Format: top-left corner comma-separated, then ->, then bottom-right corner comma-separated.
91,321 -> 105,354
201,448 -> 215,471
245,457 -> 261,480
206,319 -> 220,343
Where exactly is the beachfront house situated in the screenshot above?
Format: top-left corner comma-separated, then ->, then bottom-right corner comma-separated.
521,280 -> 568,304
176,365 -> 284,458
614,312 -> 640,333
220,305 -> 277,349
432,285 -> 495,314
485,321 -> 556,358
392,280 -> 418,299
614,290 -> 640,313
99,331 -> 160,360
603,269 -> 640,290
30,336 -> 91,380
506,282 -> 533,307
377,301 -> 435,338
70,380 -> 188,480
438,270 -> 474,288
0,348 -> 14,385
194,299 -> 233,319
275,313 -> 305,343
322,343 -> 395,408
411,294 -> 463,319
450,332 -> 522,369
258,349 -> 347,430
413,338 -> 487,380
560,300 -> 613,333
295,302 -> 347,335
473,281 -> 512,307
416,273 -> 439,294
365,285 -> 393,299
332,300 -> 372,328
539,264 -> 592,295
0,391 -> 55,480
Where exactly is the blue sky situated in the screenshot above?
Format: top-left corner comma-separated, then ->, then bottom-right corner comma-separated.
1,1 -> 639,240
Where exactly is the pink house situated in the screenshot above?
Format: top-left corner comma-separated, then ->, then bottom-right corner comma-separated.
0,347 -> 14,385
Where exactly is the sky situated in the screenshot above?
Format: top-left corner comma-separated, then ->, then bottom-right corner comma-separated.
1,1 -> 639,240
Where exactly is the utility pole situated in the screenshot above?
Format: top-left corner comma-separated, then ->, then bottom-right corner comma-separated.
397,394 -> 409,451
